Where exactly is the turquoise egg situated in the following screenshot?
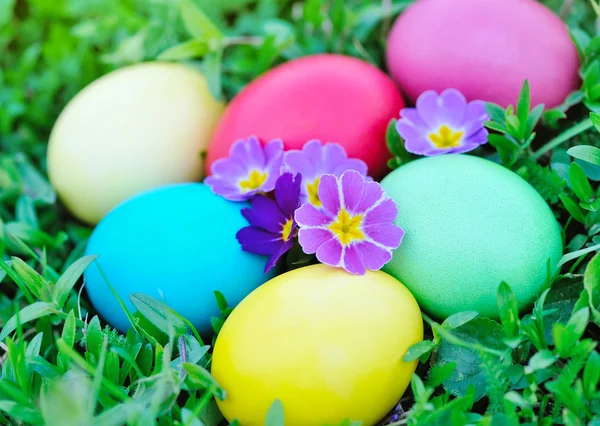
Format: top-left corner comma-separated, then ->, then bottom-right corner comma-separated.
381,155 -> 563,319
84,183 -> 274,333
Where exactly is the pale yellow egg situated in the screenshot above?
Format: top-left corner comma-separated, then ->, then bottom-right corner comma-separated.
47,62 -> 224,224
212,264 -> 423,426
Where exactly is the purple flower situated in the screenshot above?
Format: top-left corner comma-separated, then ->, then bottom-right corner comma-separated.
295,170 -> 404,275
283,140 -> 369,208
205,136 -> 284,201
236,173 -> 302,273
396,89 -> 489,156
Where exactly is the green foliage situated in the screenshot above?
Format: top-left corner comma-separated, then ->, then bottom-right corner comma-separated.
1,0 -> 600,425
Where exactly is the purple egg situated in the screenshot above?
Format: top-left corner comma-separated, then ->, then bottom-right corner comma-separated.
386,0 -> 580,108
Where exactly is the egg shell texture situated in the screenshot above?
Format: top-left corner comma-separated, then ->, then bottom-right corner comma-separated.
205,54 -> 405,178
381,155 -> 563,319
48,62 -> 224,225
386,0 -> 580,108
83,183 -> 274,333
212,264 -> 423,426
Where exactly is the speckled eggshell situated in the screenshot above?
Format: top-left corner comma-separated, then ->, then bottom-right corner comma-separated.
205,54 -> 405,178
386,0 -> 580,108
381,155 -> 563,319
212,265 -> 423,426
83,183 -> 274,333
48,62 -> 224,225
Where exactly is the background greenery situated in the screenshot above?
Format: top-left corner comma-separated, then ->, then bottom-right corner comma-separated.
1,0 -> 600,425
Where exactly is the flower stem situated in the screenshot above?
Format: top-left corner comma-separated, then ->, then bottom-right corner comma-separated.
530,118 -> 593,161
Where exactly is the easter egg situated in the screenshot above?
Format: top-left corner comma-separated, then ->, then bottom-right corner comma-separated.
212,264 -> 423,426
386,0 -> 579,108
381,155 -> 563,319
83,183 -> 274,333
48,62 -> 224,225
206,54 -> 404,178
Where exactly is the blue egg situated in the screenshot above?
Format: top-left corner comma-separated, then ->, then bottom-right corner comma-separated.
84,183 -> 274,333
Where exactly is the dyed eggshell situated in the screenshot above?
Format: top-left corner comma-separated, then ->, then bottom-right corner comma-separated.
212,265 -> 423,426
206,54 -> 405,178
381,155 -> 563,319
386,0 -> 580,108
83,183 -> 274,333
48,62 -> 224,225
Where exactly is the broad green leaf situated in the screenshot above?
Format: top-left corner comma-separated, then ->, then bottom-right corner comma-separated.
524,350 -> 557,375
485,102 -> 507,124
183,363 -> 225,399
130,293 -> 188,336
303,0 -> 323,28
158,39 -> 210,61
584,252 -> 600,325
442,311 -> 479,330
569,162 -> 594,203
432,318 -> 504,400
553,308 -> 590,358
265,399 -> 285,426
516,80 -> 530,137
53,255 -> 96,308
567,145 -> 600,166
0,302 -> 53,341
403,340 -> 436,362
526,104 -> 545,136
559,194 -> 587,224
497,281 -> 519,338
583,350 -> 600,399
86,316 -> 103,358
0,401 -> 42,425
182,408 -> 207,426
425,362 -> 457,389
592,112 -> 600,132
178,0 -> 223,41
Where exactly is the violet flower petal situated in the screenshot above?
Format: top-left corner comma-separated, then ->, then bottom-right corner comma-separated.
317,174 -> 341,216
241,196 -> 286,233
315,238 -> 343,266
342,244 -> 366,275
275,173 -> 302,217
236,226 -> 283,256
297,228 -> 334,254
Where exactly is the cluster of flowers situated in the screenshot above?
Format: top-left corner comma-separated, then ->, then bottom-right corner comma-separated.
205,89 -> 489,275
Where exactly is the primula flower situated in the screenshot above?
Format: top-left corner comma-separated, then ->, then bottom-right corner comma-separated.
236,173 -> 302,273
205,136 -> 283,201
396,89 -> 489,156
295,170 -> 403,275
283,140 -> 369,208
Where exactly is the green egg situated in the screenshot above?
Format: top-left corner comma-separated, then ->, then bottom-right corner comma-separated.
381,155 -> 563,319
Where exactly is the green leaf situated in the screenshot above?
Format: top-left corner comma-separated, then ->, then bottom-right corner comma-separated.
560,194 -> 587,224
526,104 -> 545,136
302,0 -> 323,28
158,39 -> 210,61
442,311 -> 479,330
183,363 -> 225,399
516,80 -> 530,138
130,293 -> 188,336
592,111 -> 600,131
583,350 -> 600,399
485,102 -> 506,124
425,362 -> 457,389
569,162 -> 594,203
432,318 -> 505,400
497,281 -> 519,338
385,119 -> 411,168
524,350 -> 557,375
487,134 -> 519,167
584,252 -> 600,325
403,340 -> 436,362
553,308 -> 590,358
505,115 -> 520,139
0,302 -> 53,341
11,257 -> 52,302
543,109 -> 567,128
567,145 -> 600,166
53,255 -> 96,309
182,408 -> 207,426
264,399 -> 285,426
178,0 -> 223,41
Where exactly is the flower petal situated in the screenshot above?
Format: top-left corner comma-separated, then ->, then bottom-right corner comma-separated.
265,238 -> 294,273
211,157 -> 247,178
438,89 -> 468,127
298,228 -> 334,254
230,136 -> 265,171
341,170 -> 365,214
205,176 -> 252,201
364,223 -> 405,249
341,244 -> 366,275
242,195 -> 285,233
261,140 -> 285,192
283,149 -> 317,181
236,226 -> 283,256
275,173 -> 302,217
315,237 -> 343,266
355,180 -> 384,214
415,90 -> 441,128
364,198 -> 398,226
318,174 -> 341,216
295,201 -> 333,227
353,240 -> 393,271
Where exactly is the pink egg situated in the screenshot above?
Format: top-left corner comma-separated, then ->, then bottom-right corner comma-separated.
386,0 -> 580,108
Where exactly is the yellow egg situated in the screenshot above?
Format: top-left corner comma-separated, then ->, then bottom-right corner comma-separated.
211,264 -> 423,426
47,62 -> 224,224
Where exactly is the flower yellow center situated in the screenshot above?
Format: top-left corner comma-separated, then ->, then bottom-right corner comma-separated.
306,177 -> 321,207
239,170 -> 267,192
281,219 -> 293,241
428,125 -> 464,148
329,208 -> 364,246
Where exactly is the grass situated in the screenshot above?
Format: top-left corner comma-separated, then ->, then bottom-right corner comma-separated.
1,0 -> 600,425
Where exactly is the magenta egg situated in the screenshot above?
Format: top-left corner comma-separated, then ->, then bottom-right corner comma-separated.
386,0 -> 580,108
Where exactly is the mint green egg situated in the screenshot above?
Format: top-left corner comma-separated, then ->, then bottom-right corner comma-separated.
381,155 -> 562,319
